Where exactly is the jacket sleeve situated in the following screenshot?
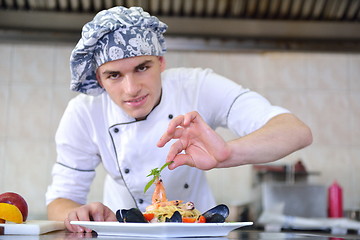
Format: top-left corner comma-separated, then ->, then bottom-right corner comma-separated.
196,69 -> 290,136
46,96 -> 101,205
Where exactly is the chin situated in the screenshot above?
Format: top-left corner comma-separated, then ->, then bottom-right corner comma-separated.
131,111 -> 150,121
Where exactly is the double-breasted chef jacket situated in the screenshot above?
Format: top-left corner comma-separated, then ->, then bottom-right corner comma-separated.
46,68 -> 289,213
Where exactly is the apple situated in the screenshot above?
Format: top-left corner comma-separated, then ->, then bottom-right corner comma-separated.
0,192 -> 28,222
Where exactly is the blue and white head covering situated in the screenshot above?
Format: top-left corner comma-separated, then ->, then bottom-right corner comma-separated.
70,6 -> 168,96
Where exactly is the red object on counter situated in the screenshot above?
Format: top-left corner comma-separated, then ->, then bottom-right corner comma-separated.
328,181 -> 343,218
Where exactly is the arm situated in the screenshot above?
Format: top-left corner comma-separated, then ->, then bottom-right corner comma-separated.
46,97 -> 118,232
157,112 -> 312,170
217,113 -> 312,168
47,198 -> 116,232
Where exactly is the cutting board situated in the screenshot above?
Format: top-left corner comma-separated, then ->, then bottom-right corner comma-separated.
0,220 -> 65,235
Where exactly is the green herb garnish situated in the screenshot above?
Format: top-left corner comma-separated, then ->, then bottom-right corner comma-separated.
144,161 -> 173,193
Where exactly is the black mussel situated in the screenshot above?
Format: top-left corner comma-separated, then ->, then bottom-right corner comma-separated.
116,208 -> 148,223
202,204 -> 229,223
165,211 -> 182,222
204,213 -> 225,223
116,209 -> 124,222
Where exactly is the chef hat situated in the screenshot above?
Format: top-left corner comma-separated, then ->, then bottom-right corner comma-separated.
70,6 -> 168,96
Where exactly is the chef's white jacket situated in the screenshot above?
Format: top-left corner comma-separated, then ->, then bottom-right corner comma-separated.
46,68 -> 289,213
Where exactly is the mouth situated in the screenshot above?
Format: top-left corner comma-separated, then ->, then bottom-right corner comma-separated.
124,95 -> 148,106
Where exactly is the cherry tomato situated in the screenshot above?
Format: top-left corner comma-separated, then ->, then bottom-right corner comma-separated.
182,217 -> 197,223
197,215 -> 206,223
143,213 -> 155,222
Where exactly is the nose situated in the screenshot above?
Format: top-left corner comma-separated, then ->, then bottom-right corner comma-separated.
123,74 -> 141,96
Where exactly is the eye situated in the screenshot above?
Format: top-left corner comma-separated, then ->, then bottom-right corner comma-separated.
108,72 -> 120,80
137,65 -> 149,72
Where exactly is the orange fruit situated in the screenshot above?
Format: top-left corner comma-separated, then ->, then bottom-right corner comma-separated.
0,203 -> 24,223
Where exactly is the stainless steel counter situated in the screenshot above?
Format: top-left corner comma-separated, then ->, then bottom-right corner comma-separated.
1,229 -> 360,240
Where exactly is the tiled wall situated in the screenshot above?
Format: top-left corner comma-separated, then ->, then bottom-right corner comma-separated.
0,42 -> 359,219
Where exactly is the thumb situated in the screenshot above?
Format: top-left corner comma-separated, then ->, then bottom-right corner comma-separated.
170,155 -> 195,170
104,209 -> 117,222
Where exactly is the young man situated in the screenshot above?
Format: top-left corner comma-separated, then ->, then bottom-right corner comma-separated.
46,6 -> 312,232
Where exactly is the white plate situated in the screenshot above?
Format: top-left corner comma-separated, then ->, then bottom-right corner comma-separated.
70,221 -> 253,238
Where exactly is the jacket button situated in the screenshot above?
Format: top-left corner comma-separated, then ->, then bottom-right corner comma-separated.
124,168 -> 130,174
139,199 -> 144,204
184,183 -> 189,189
168,114 -> 173,119
114,128 -> 119,133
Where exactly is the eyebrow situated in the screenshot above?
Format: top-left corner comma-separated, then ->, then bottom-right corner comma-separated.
101,59 -> 154,76
101,70 -> 120,76
136,60 -> 153,69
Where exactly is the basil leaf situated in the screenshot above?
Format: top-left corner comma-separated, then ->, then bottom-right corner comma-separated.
144,177 -> 155,193
143,161 -> 174,193
160,161 -> 172,172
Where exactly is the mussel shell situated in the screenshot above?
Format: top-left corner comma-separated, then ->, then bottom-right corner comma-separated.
202,204 -> 229,223
116,208 -> 148,223
165,211 -> 182,222
115,209 -> 124,222
204,213 -> 226,223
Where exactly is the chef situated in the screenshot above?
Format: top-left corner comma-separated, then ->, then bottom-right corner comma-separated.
46,6 -> 312,232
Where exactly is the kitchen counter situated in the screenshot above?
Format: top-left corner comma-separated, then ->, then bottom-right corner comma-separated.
2,229 -> 360,240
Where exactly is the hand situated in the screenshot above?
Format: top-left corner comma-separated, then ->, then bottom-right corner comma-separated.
64,202 -> 117,233
64,232 -> 94,239
157,111 -> 231,170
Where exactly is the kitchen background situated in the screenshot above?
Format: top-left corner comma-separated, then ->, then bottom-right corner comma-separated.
0,0 -> 360,221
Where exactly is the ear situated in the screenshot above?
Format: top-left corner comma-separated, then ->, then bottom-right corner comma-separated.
158,56 -> 166,72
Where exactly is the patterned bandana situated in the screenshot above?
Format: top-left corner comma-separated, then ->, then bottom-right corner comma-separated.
70,6 -> 168,96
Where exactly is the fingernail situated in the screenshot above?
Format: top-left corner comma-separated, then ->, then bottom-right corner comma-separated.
169,162 -> 175,169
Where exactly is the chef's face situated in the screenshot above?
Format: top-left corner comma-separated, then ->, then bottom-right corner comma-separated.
97,56 -> 166,120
